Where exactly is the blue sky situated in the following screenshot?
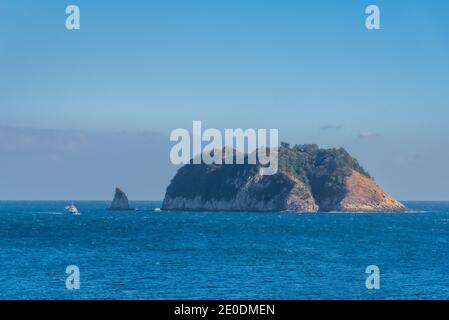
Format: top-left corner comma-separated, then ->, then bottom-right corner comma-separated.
1,0 -> 449,200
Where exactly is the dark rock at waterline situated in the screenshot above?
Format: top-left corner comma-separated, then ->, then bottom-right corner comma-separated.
109,187 -> 134,211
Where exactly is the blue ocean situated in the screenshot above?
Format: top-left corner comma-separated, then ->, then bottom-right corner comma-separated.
0,201 -> 448,300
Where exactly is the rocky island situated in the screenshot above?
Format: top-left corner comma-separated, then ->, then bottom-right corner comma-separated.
162,143 -> 407,212
109,187 -> 134,211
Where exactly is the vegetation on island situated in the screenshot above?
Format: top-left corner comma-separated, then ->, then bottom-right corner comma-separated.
278,143 -> 370,209
165,142 -> 371,210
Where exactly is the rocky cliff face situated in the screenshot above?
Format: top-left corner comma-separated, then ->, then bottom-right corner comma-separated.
162,144 -> 407,212
109,187 -> 133,211
162,169 -> 319,212
336,170 -> 405,212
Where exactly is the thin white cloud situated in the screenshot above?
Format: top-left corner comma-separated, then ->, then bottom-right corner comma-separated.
320,124 -> 343,131
357,132 -> 381,139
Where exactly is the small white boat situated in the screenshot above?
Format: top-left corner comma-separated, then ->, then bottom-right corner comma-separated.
65,202 -> 80,215
154,208 -> 162,212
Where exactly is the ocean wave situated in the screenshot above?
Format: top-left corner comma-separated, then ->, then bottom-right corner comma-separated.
37,211 -> 64,215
